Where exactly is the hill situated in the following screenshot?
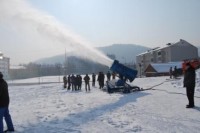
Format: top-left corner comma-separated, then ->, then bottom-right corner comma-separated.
98,44 -> 149,63
35,44 -> 149,64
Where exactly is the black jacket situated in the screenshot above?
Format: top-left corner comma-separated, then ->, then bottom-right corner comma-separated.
84,75 -> 90,83
0,79 -> 10,107
184,67 -> 196,88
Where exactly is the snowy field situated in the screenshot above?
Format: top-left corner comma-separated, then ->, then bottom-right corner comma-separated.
4,73 -> 200,133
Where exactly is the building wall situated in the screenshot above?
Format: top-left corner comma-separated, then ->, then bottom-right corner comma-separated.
136,39 -> 198,76
162,47 -> 171,62
136,53 -> 150,76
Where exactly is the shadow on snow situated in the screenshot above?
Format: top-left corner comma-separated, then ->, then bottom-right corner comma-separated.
20,92 -> 149,133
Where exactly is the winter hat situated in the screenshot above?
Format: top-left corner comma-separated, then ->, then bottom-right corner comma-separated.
0,72 -> 3,79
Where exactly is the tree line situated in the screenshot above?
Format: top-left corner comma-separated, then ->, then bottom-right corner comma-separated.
9,58 -> 109,80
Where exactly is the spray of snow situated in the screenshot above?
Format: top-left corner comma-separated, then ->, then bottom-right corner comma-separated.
0,0 -> 113,66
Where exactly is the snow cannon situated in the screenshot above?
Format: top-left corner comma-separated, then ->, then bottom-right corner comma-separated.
110,60 -> 138,82
107,60 -> 140,93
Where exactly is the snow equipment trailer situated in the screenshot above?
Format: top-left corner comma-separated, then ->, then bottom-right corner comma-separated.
107,60 -> 140,93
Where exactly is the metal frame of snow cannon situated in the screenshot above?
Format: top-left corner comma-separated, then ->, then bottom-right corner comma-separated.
107,60 -> 140,93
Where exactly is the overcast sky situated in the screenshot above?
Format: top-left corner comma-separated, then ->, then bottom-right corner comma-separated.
0,0 -> 200,65
27,0 -> 200,47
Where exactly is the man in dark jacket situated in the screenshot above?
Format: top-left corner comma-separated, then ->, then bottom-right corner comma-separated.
67,75 -> 71,90
92,73 -> 96,87
84,74 -> 90,92
71,74 -> 75,91
106,71 -> 111,81
0,72 -> 14,132
183,63 -> 196,108
169,67 -> 173,79
63,76 -> 67,89
97,72 -> 105,89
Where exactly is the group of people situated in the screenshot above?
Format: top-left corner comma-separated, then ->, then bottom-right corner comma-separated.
93,71 -> 116,89
64,71 -> 116,91
63,74 -> 92,92
63,74 -> 82,91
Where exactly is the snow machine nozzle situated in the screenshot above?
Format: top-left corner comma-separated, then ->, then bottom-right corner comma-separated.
110,60 -> 138,82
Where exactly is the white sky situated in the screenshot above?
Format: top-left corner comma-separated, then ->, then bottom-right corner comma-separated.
27,0 -> 200,47
0,0 -> 200,65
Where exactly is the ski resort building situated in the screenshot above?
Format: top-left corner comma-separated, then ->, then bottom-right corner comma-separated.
136,39 -> 198,76
0,51 -> 10,79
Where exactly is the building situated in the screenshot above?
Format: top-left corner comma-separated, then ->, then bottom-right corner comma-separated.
144,62 -> 182,77
0,52 -> 10,79
136,39 -> 198,76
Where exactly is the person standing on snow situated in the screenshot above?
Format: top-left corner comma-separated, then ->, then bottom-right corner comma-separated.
97,72 -> 105,89
63,76 -> 67,89
97,72 -> 101,89
74,75 -> 79,91
0,72 -> 14,133
84,74 -> 90,92
183,62 -> 196,108
106,71 -> 111,81
173,66 -> 177,79
169,67 -> 173,79
71,74 -> 75,91
101,72 -> 105,88
92,73 -> 96,87
78,75 -> 82,90
67,75 -> 71,90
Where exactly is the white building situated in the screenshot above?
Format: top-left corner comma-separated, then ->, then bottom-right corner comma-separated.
136,39 -> 198,76
0,52 -> 10,79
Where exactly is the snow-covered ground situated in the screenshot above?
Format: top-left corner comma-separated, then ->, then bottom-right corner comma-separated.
4,73 -> 200,133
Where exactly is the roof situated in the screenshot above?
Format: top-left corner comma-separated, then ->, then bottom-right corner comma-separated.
149,62 -> 182,73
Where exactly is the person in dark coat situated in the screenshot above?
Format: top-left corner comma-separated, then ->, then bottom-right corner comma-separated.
71,74 -> 75,91
67,75 -> 71,90
97,72 -> 101,89
84,74 -> 90,92
183,63 -> 196,108
74,75 -> 79,91
97,72 -> 105,89
106,71 -> 111,81
169,67 -> 173,79
92,73 -> 96,87
0,72 -> 14,132
101,72 -> 105,88
78,75 -> 82,90
173,66 -> 177,79
63,76 -> 67,89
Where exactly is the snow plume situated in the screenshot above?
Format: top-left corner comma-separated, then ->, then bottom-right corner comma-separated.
0,0 -> 113,66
